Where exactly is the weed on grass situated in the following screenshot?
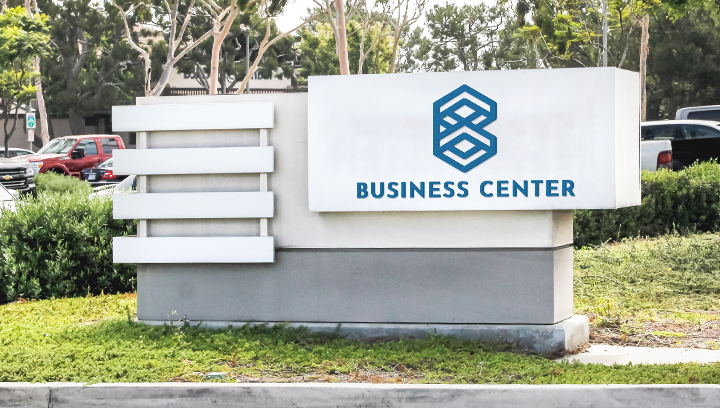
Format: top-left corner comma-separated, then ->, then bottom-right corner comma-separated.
575,233 -> 720,348
1,293 -> 720,384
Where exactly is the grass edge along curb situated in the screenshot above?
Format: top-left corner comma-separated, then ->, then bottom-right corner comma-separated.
1,292 -> 720,384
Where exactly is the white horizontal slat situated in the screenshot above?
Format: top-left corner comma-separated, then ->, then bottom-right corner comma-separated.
113,192 -> 273,219
113,147 -> 274,175
113,236 -> 274,263
112,102 -> 274,131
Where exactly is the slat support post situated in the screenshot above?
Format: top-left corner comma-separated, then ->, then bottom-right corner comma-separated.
137,131 -> 147,238
260,128 -> 269,237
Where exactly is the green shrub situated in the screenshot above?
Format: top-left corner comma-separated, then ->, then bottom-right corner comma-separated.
35,172 -> 92,194
0,191 -> 136,303
575,161 -> 720,247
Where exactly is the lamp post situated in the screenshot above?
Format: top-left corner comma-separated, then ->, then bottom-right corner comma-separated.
602,0 -> 608,67
240,24 -> 250,94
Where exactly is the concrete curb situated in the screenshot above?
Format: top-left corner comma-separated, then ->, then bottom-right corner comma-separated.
1,383 -> 719,408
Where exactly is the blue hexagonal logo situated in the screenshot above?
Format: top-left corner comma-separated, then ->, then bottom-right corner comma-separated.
433,85 -> 497,173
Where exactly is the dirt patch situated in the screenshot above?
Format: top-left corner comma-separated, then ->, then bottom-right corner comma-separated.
587,312 -> 720,349
235,367 -> 425,384
179,365 -> 427,384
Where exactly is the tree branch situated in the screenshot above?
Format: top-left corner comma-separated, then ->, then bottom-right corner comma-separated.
176,0 -> 197,47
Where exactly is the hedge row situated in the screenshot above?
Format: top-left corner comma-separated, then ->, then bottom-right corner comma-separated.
574,161 -> 720,247
0,191 -> 136,303
35,172 -> 92,194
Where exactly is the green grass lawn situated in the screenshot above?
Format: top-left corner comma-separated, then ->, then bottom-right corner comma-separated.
575,233 -> 720,348
1,233 -> 720,384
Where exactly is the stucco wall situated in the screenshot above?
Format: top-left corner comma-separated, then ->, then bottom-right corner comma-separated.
137,94 -> 573,249
119,93 -> 574,324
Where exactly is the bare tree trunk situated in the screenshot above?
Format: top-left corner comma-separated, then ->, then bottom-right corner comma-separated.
23,1 -> 49,145
334,0 -> 350,75
389,3 -> 403,74
3,111 -> 10,158
209,37 -> 222,95
4,113 -> 11,159
208,4 -> 239,95
357,29 -> 367,74
389,27 -> 401,73
114,0 -> 211,97
46,111 -> 55,140
236,8 -> 322,93
34,64 -> 49,145
237,19 -> 271,94
4,107 -> 20,158
151,60 -> 177,96
640,14 -> 649,122
68,108 -> 85,135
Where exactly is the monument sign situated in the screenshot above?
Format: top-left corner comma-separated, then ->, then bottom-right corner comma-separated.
112,68 -> 640,353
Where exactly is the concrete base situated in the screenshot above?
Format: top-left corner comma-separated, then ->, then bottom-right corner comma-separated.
141,315 -> 589,354
2,383 -> 720,408
137,246 -> 574,325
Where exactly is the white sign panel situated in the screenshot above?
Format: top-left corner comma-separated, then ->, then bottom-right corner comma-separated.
25,113 -> 36,129
27,129 -> 34,142
308,68 -> 641,212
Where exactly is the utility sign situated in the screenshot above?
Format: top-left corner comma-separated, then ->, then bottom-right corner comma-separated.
26,113 -> 36,129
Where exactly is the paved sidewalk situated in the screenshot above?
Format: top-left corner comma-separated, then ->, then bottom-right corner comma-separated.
558,345 -> 720,365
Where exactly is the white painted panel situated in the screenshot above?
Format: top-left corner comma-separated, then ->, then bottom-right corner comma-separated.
114,192 -> 273,219
113,147 -> 274,175
614,71 -> 642,208
308,68 -> 641,211
113,236 -> 275,263
112,102 -> 274,131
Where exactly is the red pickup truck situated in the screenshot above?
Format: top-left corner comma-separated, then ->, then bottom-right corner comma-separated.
14,135 -> 125,177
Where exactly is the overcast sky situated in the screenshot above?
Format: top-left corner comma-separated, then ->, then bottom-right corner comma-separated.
274,0 -> 475,32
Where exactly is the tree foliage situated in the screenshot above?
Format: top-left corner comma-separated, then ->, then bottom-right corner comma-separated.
38,0 -> 142,134
298,18 -> 393,81
645,5 -> 720,119
417,2 -> 507,71
0,6 -> 50,155
176,7 -> 301,92
513,0 -> 658,68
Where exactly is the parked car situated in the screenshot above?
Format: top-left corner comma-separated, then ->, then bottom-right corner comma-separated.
80,158 -> 127,187
0,158 -> 35,196
0,148 -> 34,158
0,183 -> 17,212
676,105 -> 720,121
13,135 -> 125,177
90,175 -> 136,200
640,139 -> 672,172
641,120 -> 720,170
